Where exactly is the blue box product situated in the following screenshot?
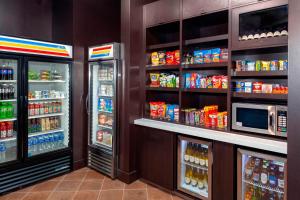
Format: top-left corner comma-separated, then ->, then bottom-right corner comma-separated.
194,50 -> 204,64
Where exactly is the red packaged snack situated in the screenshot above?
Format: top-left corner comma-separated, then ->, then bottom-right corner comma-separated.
150,102 -> 159,118
166,51 -> 175,65
209,113 -> 218,128
157,102 -> 166,119
212,76 -> 222,89
174,50 -> 180,64
190,73 -> 197,88
253,82 -> 263,93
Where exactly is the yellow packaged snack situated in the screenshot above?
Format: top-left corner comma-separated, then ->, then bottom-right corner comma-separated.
151,52 -> 159,66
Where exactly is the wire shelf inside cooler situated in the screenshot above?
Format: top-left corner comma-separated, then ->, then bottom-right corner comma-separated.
182,161 -> 208,171
242,178 -> 284,194
181,182 -> 209,198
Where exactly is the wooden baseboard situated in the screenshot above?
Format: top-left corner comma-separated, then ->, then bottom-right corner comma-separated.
117,169 -> 138,184
73,159 -> 87,170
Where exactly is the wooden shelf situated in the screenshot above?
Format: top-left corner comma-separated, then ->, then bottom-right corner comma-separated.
182,88 -> 227,94
147,41 -> 180,50
146,64 -> 180,71
146,86 -> 179,92
184,34 -> 228,45
232,92 -> 287,100
182,62 -> 228,69
232,71 -> 288,78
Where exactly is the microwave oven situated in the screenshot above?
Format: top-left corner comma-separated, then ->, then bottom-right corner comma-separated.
232,103 -> 287,137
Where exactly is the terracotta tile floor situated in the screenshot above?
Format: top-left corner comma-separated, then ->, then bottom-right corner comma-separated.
0,167 -> 184,200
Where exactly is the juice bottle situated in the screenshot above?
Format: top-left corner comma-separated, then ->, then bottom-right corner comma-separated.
48,102 -> 53,114
39,103 -> 44,115
44,103 -> 49,114
34,103 -> 40,116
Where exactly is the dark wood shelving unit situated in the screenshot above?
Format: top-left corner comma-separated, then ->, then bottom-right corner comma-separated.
146,41 -> 180,50
232,92 -> 288,100
184,34 -> 228,45
146,86 -> 179,92
232,70 -> 288,77
182,88 -> 228,94
146,64 -> 180,71
182,62 -> 228,69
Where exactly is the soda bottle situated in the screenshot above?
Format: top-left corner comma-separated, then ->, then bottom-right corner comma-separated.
0,142 -> 6,161
39,103 -> 44,115
7,103 -> 13,118
0,65 -> 3,81
0,122 -> 6,139
9,84 -> 14,99
6,122 -> 13,137
2,65 -> 7,80
0,84 -> 3,100
2,84 -> 7,100
7,67 -> 13,80
34,103 -> 40,116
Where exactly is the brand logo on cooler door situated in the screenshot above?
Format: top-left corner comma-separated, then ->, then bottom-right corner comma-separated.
0,35 -> 72,58
89,45 -> 114,60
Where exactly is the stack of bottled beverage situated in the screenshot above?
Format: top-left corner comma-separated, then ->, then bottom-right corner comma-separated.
28,132 -> 65,157
0,142 -> 6,161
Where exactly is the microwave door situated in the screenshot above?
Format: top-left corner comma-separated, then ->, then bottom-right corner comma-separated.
268,106 -> 276,136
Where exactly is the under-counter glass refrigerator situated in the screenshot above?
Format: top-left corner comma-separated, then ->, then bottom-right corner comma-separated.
88,43 -> 121,178
237,149 -> 287,200
177,135 -> 212,200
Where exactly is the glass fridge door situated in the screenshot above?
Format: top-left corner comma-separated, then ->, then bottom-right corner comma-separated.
237,149 -> 287,200
177,136 -> 212,200
27,61 -> 70,157
0,58 -> 19,164
89,61 -> 116,151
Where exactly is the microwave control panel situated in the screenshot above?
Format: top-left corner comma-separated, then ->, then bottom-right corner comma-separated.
277,109 -> 287,137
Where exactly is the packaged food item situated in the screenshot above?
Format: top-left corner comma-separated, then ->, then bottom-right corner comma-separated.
279,60 -> 288,71
157,102 -> 166,119
247,61 -> 255,71
236,60 -> 243,72
151,52 -> 159,66
195,74 -> 201,88
253,82 -> 263,93
209,113 -> 218,128
203,50 -> 212,63
194,111 -> 200,125
206,77 -> 213,88
235,81 -> 245,92
220,49 -> 228,62
270,60 -> 279,71
150,102 -> 159,119
262,84 -> 273,93
200,109 -> 205,125
217,112 -> 224,129
176,77 -> 179,88
174,105 -> 179,122
221,76 -> 228,89
261,61 -> 271,71
158,51 -> 166,65
200,77 -> 207,88
255,60 -> 261,71
194,50 -> 204,64
212,76 -> 222,89
211,48 -> 221,63
159,73 -> 167,87
174,50 -> 180,65
223,112 -> 228,128
166,104 -> 175,121
166,74 -> 176,88
166,51 -> 175,65
189,110 -> 196,125
190,73 -> 197,88
185,73 -> 191,88
244,82 -> 252,93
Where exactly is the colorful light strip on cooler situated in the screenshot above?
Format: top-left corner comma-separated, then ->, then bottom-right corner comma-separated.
89,44 -> 114,60
0,35 -> 72,58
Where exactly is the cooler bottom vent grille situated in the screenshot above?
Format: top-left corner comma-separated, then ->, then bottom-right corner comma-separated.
88,150 -> 113,178
0,156 -> 71,194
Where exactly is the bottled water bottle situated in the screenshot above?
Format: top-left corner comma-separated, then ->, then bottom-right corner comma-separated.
28,138 -> 33,157
48,134 -> 54,150
38,136 -> 44,153
58,132 -> 65,148
32,136 -> 38,154
0,142 -> 6,161
53,133 -> 59,150
44,134 -> 50,151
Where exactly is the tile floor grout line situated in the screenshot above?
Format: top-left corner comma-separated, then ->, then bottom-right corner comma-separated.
97,171 -> 105,200
71,169 -> 89,199
46,172 -> 69,200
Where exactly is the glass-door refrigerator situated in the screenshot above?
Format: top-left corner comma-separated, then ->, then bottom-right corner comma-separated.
0,55 -> 21,165
177,136 -> 212,200
237,149 -> 287,200
26,59 -> 71,157
88,43 -> 121,178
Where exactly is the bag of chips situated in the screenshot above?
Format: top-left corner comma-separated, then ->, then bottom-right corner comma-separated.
211,48 -> 221,63
151,52 -> 159,66
174,50 -> 180,64
166,51 -> 175,65
158,51 -> 166,65
194,50 -> 204,64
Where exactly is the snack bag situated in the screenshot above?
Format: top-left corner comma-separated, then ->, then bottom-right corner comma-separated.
221,76 -> 228,89
200,77 -> 207,88
261,61 -> 271,71
211,48 -> 221,63
149,102 -> 158,118
166,51 -> 175,65
174,105 -> 179,122
166,74 -> 176,88
190,73 -> 197,88
194,50 -> 204,64
151,52 -> 159,66
166,104 -> 175,121
195,74 -> 202,88
158,51 -> 166,65
185,73 -> 191,88
159,73 -> 167,87
194,111 -> 200,126
270,60 -> 279,71
220,48 -> 228,62
150,73 -> 160,87
203,49 -> 212,63
157,102 -> 166,119
174,50 -> 180,64
206,77 -> 213,88
217,112 -> 224,129
212,76 -> 222,89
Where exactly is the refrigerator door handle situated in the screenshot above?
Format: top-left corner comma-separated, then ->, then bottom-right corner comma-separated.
85,94 -> 89,115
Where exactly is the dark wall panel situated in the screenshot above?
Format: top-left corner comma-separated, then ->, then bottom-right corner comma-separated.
0,0 -> 53,41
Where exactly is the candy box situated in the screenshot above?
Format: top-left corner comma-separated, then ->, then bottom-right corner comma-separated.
203,49 -> 212,63
158,51 -> 166,65
220,48 -> 228,62
194,50 -> 204,64
150,73 -> 160,87
244,82 -> 252,93
211,48 -> 221,63
262,84 -> 273,94
151,52 -> 159,66
166,51 -> 175,65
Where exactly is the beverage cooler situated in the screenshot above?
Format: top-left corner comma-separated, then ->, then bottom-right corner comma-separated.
87,43 -> 121,178
177,136 -> 212,200
237,149 -> 287,200
0,35 -> 73,194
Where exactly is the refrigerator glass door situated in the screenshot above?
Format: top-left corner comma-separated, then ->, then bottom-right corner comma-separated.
177,136 -> 212,200
237,149 -> 287,200
27,61 -> 70,157
89,61 -> 116,150
0,58 -> 18,164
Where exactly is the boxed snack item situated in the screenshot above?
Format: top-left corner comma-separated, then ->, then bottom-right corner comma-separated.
150,73 -> 160,87
190,73 -> 197,88
220,48 -> 228,62
166,51 -> 175,65
244,82 -> 252,93
270,60 -> 279,71
166,104 -> 175,121
194,50 -> 204,64
185,73 -> 191,88
262,84 -> 273,93
158,51 -> 166,65
174,50 -> 180,64
203,49 -> 212,63
221,76 -> 228,89
212,76 -> 222,89
253,82 -> 263,93
261,61 -> 271,71
211,48 -> 221,63
151,52 -> 159,66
